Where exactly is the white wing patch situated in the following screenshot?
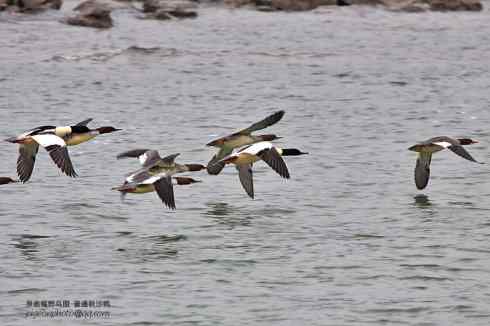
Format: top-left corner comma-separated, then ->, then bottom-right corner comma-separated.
139,152 -> 149,166
240,141 -> 273,155
31,134 -> 67,148
141,173 -> 168,185
433,141 -> 451,148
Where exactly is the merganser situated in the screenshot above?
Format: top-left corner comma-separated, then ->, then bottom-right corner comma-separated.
5,118 -> 121,182
112,174 -> 201,209
408,136 -> 483,190
206,110 -> 285,175
219,141 -> 307,198
117,149 -> 206,181
0,177 -> 18,185
116,149 -> 206,209
61,118 -> 121,146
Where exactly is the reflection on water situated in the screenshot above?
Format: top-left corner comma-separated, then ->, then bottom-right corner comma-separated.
413,194 -> 431,206
448,201 -> 475,207
203,202 -> 252,228
11,234 -> 51,262
145,234 -> 187,244
117,236 -> 181,263
204,202 -> 234,217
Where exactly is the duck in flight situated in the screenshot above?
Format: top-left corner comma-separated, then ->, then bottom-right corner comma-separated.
408,136 -> 483,190
219,141 -> 307,198
5,118 -> 121,183
112,173 -> 201,208
0,177 -> 18,185
116,149 -> 206,209
206,110 -> 285,175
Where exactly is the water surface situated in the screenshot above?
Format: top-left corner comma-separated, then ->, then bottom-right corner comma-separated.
1,3 -> 490,325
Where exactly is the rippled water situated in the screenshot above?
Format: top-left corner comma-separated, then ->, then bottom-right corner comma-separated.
2,2 -> 490,325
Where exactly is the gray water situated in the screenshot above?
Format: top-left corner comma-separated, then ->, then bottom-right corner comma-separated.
1,2 -> 490,325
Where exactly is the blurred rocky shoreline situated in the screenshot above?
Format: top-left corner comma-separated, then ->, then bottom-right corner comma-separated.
0,0 -> 484,29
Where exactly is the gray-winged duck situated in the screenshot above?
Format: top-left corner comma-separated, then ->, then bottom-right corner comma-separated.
206,110 -> 285,175
219,141 -> 307,198
408,136 -> 482,190
5,118 -> 121,182
116,149 -> 205,209
112,174 -> 201,209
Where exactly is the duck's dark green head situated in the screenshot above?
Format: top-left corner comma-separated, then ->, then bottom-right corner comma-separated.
174,177 -> 202,185
282,149 -> 308,156
458,138 -> 478,145
97,126 -> 122,134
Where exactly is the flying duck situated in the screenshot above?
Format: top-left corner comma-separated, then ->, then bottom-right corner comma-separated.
206,110 -> 285,175
0,177 -> 18,185
112,173 -> 201,209
408,136 -> 483,190
117,149 -> 206,209
219,141 -> 307,198
60,118 -> 121,146
5,118 -> 121,182
117,149 -> 206,181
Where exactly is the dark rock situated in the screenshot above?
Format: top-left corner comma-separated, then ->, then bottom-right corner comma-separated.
255,0 -> 272,5
223,0 -> 253,7
142,0 -> 159,11
66,0 -> 113,28
0,0 -> 8,10
16,0 -> 62,11
381,0 -> 429,11
143,0 -> 197,19
270,0 -> 320,10
430,0 -> 482,11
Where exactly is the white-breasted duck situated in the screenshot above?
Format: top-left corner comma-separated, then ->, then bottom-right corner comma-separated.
116,149 -> 206,209
219,141 -> 307,198
408,136 -> 483,190
117,149 -> 206,180
60,118 -> 121,146
206,110 -> 285,175
5,118 -> 121,182
112,173 -> 201,209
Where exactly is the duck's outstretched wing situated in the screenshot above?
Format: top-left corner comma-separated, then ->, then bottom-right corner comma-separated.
31,134 -> 77,178
237,164 -> 254,198
75,118 -> 93,126
153,175 -> 176,209
117,149 -> 151,160
207,146 -> 233,175
125,170 -> 152,184
415,152 -> 431,190
258,147 -> 290,179
238,110 -> 285,135
206,111 -> 285,147
160,153 -> 180,165
448,145 -> 482,163
17,143 -> 39,183
117,149 -> 165,168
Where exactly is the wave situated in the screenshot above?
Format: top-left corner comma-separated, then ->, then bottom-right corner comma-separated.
48,46 -> 178,62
